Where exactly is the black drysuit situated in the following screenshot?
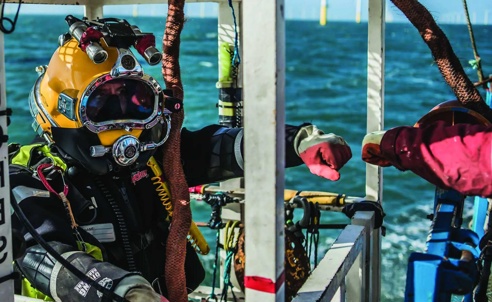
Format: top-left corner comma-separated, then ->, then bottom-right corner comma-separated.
10,124 -> 305,301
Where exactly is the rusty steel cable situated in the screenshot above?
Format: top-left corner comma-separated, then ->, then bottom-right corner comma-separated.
161,1 -> 190,302
390,0 -> 492,122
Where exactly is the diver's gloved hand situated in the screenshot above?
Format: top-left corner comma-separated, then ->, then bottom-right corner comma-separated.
361,130 -> 393,167
123,283 -> 169,302
295,125 -> 352,181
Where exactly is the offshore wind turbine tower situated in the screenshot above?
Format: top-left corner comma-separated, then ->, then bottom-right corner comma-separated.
356,0 -> 361,23
320,0 -> 328,26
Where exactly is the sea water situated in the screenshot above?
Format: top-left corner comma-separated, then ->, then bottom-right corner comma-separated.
3,14 -> 492,301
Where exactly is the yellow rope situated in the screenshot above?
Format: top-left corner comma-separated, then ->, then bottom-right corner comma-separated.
223,220 -> 240,252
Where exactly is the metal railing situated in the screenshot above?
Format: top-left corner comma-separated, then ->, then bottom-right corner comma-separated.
187,186 -> 381,302
293,211 -> 378,302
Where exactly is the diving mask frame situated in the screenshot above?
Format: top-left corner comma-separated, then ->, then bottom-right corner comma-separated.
78,51 -> 172,165
71,36 -> 166,133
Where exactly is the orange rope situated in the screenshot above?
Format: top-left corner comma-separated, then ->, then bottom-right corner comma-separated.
390,0 -> 492,122
161,1 -> 190,302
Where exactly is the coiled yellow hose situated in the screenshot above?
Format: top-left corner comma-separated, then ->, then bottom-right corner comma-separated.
147,157 -> 210,255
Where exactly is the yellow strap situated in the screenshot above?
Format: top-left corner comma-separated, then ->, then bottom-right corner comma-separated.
21,278 -> 53,301
10,143 -> 67,171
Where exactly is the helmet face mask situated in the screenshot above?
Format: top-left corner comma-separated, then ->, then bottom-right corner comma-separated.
28,16 -> 170,174
81,76 -> 164,133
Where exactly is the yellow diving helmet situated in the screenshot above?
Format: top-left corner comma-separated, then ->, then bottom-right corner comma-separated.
29,15 -> 178,174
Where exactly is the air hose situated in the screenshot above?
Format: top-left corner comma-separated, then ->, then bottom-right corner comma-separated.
147,157 -> 210,255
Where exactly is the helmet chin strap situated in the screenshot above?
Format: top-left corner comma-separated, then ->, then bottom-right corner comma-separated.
89,115 -> 171,166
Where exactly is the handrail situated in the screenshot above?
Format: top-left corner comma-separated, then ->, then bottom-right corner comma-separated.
293,211 -> 377,302
187,211 -> 379,302
190,185 -> 365,210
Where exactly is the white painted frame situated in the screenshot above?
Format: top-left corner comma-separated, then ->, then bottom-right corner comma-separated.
292,212 -> 376,302
0,1 -> 386,301
0,31 -> 15,302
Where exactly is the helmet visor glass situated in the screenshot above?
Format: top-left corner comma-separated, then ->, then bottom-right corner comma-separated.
86,79 -> 156,123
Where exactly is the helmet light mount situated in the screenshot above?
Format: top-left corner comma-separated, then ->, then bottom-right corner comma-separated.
64,15 -> 162,66
66,15 -> 108,64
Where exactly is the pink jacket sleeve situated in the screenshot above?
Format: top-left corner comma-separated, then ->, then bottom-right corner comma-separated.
380,121 -> 492,197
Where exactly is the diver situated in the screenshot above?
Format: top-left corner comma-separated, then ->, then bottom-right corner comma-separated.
9,16 -> 352,302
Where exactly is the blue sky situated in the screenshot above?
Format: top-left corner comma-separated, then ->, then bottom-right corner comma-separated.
4,0 -> 491,24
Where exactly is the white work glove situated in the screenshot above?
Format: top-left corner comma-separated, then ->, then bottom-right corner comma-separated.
114,275 -> 169,302
295,125 -> 352,181
124,284 -> 169,302
361,130 -> 392,167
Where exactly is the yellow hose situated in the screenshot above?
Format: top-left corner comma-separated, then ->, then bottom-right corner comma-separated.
147,157 -> 210,255
284,189 -> 346,206
196,186 -> 348,207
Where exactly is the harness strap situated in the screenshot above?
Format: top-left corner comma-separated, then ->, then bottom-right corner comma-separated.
36,163 -> 86,251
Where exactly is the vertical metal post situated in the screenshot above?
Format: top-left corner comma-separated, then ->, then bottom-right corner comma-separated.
352,211 -> 376,302
365,0 -> 385,301
0,31 -> 15,302
243,0 -> 285,301
84,4 -> 104,20
217,1 -> 243,193
346,253 -> 362,301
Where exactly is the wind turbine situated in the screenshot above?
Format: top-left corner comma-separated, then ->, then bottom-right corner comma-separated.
356,0 -> 361,23
320,0 -> 328,26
